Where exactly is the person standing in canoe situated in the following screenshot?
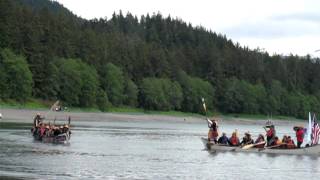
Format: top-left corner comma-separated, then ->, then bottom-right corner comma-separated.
264,124 -> 276,146
207,118 -> 218,143
294,126 -> 305,148
33,113 -> 44,127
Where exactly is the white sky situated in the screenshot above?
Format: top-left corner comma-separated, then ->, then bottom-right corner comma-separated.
56,0 -> 320,57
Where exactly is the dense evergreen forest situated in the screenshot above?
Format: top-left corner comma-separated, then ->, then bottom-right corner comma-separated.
1,0 -> 320,118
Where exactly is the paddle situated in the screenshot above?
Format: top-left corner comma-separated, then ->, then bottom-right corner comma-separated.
258,143 -> 287,151
44,100 -> 60,118
242,141 -> 266,150
201,97 -> 209,120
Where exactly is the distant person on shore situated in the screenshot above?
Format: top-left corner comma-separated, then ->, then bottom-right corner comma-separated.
294,126 -> 304,148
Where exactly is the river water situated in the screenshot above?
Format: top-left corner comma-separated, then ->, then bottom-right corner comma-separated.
0,119 -> 319,179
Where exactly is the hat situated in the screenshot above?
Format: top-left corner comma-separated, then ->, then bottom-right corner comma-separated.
293,126 -> 303,131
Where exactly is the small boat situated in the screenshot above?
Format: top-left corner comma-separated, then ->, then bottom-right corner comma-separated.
201,137 -> 320,156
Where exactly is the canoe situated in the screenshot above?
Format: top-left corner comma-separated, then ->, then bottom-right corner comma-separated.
201,137 -> 320,156
33,133 -> 70,144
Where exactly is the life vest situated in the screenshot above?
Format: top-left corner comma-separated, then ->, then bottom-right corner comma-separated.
230,136 -> 239,146
286,139 -> 295,149
275,139 -> 282,145
266,129 -> 274,137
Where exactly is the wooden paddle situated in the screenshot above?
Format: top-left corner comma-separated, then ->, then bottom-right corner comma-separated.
258,143 -> 287,151
242,141 -> 266,150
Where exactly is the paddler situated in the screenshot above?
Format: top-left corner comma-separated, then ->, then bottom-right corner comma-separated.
33,113 -> 44,126
229,131 -> 240,146
264,124 -> 276,146
218,132 -> 229,145
207,118 -> 218,143
254,134 -> 266,148
240,132 -> 254,146
294,126 -> 305,148
286,136 -> 296,149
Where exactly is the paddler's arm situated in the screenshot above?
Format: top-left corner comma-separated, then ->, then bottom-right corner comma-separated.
207,118 -> 212,128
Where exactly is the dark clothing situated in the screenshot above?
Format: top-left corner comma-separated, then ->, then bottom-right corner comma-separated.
266,128 -> 276,146
33,115 -> 43,126
297,141 -> 303,148
240,136 -> 254,145
207,119 -> 218,131
218,135 -> 229,145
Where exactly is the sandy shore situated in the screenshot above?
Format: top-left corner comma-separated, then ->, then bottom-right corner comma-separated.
0,108 -> 304,126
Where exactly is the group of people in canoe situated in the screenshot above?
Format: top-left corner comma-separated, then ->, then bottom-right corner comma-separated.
207,119 -> 305,149
31,113 -> 71,140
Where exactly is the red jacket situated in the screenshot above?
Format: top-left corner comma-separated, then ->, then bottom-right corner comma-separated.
296,129 -> 304,143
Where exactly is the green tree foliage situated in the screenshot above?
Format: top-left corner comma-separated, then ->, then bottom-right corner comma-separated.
221,78 -> 268,114
96,88 -> 111,111
57,58 -> 99,107
0,48 -> 33,102
2,0 -> 320,117
177,71 -> 214,113
124,79 -> 138,107
140,78 -> 183,111
100,63 -> 125,106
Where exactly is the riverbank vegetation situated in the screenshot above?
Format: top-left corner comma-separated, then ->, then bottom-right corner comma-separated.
1,0 -> 320,119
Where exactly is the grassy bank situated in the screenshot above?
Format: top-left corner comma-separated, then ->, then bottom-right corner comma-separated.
0,99 -> 49,110
222,113 -> 302,121
0,99 -> 303,121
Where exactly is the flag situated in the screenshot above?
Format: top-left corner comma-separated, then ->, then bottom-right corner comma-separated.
311,115 -> 320,145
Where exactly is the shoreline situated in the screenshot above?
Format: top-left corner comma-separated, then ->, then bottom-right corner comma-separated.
0,108 -> 306,126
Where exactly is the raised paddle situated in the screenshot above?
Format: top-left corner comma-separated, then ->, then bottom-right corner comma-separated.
242,141 -> 266,150
201,97 -> 209,120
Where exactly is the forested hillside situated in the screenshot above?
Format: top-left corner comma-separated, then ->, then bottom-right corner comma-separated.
1,0 -> 320,118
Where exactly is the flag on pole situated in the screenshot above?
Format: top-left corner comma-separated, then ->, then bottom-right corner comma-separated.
311,115 -> 320,145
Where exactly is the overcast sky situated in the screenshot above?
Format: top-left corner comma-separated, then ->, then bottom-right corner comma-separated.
56,0 -> 320,57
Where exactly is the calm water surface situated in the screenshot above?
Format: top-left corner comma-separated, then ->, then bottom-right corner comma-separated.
0,119 -> 319,179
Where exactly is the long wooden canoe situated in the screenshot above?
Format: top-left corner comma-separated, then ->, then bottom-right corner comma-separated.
201,137 -> 320,156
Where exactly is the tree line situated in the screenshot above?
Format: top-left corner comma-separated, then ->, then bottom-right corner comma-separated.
1,0 -> 320,118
